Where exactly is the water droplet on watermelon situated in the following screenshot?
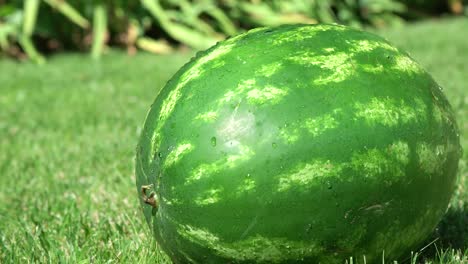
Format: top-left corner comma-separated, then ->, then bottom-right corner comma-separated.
272,142 -> 277,148
210,136 -> 217,147
327,181 -> 332,189
158,152 -> 163,158
246,173 -> 251,178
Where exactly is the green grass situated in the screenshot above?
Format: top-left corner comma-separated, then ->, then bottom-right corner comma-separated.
0,18 -> 467,263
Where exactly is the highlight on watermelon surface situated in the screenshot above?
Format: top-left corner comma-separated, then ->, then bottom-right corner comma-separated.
135,23 -> 461,263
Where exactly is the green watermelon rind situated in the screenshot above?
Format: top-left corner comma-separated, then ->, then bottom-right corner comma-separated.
136,24 -> 461,263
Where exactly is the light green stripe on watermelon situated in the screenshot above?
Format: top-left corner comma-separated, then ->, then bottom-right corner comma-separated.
271,30 -> 318,46
288,51 -> 353,85
150,41 -> 237,158
185,163 -> 221,184
160,195 -> 181,206
417,142 -> 448,175
247,86 -> 288,105
185,145 -> 254,185
271,24 -> 345,45
287,51 -> 317,64
389,140 -> 411,165
392,55 -> 425,74
194,187 -> 223,205
256,63 -> 283,77
278,125 -> 300,144
361,63 -> 385,73
371,205 -> 443,259
354,98 -> 426,127
287,39 -> 401,85
309,52 -> 354,85
279,109 -> 341,143
432,104 -> 443,124
347,39 -> 398,53
176,224 -> 325,262
303,110 -> 341,137
351,148 -> 397,178
276,140 -> 410,192
220,79 -> 255,104
236,178 -> 256,195
350,141 -> 410,178
150,71 -> 198,157
220,79 -> 288,106
164,142 -> 193,169
195,111 -> 218,122
277,160 -> 343,192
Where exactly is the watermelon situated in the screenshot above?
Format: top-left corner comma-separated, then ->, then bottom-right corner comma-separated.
135,24 -> 461,263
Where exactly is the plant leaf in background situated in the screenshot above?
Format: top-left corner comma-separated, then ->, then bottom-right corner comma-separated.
203,3 -> 237,36
21,0 -> 44,63
141,0 -> 219,49
0,0 -> 466,62
22,0 -> 39,36
136,36 -> 172,54
0,5 -> 21,53
91,4 -> 107,59
238,2 -> 317,26
43,0 -> 89,29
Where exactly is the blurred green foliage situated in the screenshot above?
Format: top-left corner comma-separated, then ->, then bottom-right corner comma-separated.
0,0 -> 466,61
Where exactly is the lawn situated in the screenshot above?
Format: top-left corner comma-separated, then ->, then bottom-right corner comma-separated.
0,18 -> 467,263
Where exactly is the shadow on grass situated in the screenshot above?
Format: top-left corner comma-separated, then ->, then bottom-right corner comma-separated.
410,204 -> 468,262
436,205 -> 468,249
